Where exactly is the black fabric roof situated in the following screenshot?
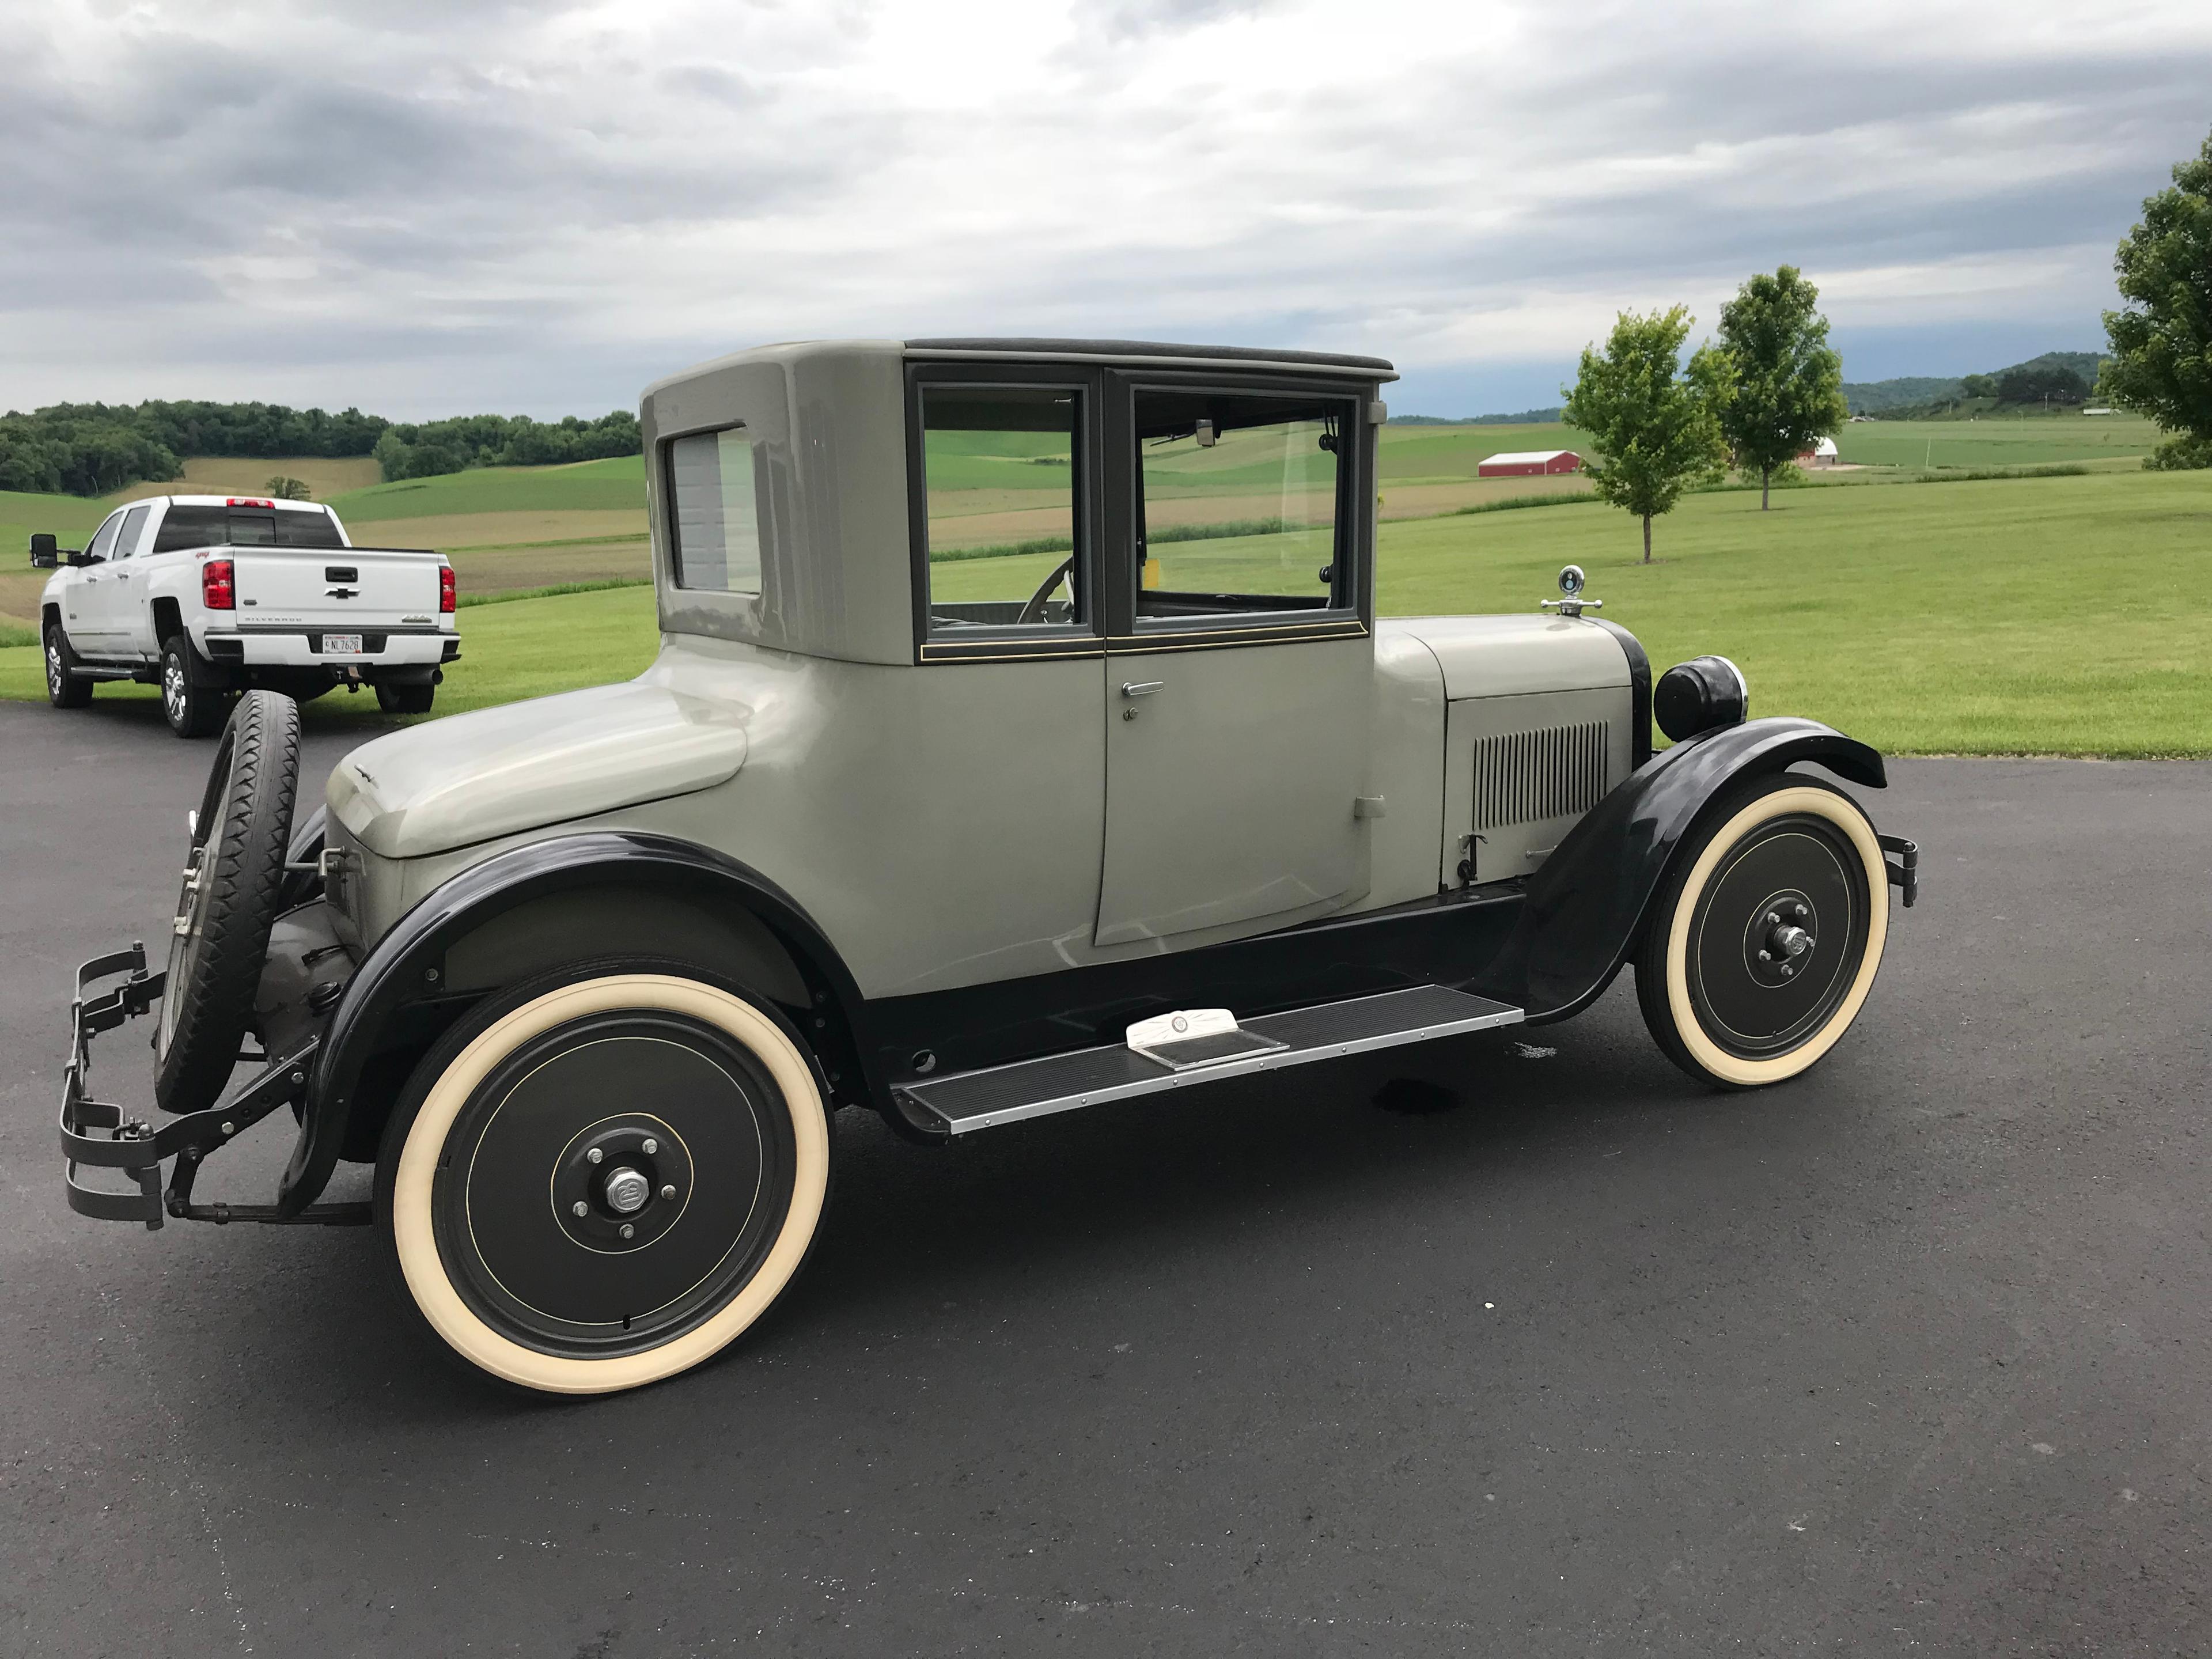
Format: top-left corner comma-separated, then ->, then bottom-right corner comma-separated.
906,337 -> 1393,372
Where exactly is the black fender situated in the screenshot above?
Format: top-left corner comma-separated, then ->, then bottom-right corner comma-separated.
1471,717 -> 1887,1021
277,831 -> 878,1215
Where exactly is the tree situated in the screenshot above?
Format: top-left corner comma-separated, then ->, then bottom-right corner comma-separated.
1994,363 -> 2089,407
265,475 -> 312,500
1961,373 -> 1997,401
1562,306 -> 1732,563
1714,266 -> 1848,510
2101,124 -> 2212,470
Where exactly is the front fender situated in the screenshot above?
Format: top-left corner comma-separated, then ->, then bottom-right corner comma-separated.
1472,717 -> 1887,1020
276,831 -> 876,1215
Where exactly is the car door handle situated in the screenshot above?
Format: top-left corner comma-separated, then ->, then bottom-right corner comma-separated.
1120,681 -> 1164,698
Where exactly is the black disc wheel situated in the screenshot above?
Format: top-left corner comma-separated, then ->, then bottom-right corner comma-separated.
161,634 -> 230,738
44,623 -> 92,708
376,961 -> 833,1395
1635,773 -> 1889,1089
155,690 -> 300,1113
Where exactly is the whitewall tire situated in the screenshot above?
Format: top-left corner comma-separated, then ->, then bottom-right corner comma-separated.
375,965 -> 832,1395
1635,775 -> 1889,1089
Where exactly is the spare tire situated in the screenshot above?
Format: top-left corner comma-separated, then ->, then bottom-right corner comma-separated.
155,691 -> 300,1115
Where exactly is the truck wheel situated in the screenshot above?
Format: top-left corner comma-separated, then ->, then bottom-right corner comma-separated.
1635,772 -> 1888,1090
44,623 -> 93,708
375,680 -> 435,715
155,691 -> 300,1114
376,961 -> 833,1396
160,634 -> 230,738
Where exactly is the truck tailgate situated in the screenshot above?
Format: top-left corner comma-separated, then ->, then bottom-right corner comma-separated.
235,549 -> 444,629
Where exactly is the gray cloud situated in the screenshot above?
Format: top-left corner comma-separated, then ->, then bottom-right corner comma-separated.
2,0 -> 2206,418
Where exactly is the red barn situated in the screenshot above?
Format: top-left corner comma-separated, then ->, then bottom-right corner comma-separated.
1478,449 -> 1584,478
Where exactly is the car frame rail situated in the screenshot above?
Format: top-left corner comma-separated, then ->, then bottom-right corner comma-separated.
59,943 -> 367,1230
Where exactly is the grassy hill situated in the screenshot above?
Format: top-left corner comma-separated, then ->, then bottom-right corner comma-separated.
1843,350 -> 2108,416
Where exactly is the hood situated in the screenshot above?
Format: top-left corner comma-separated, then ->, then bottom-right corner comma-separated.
1380,613 -> 1633,700
328,681 -> 748,859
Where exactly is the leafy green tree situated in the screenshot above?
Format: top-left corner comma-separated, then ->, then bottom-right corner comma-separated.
2102,124 -> 2212,469
265,475 -> 312,500
1960,373 -> 1997,400
1715,266 -> 1849,510
1995,363 -> 2089,407
1562,306 -> 1732,562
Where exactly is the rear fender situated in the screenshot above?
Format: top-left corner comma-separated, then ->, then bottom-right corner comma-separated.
1473,717 -> 1887,1020
276,831 -> 878,1215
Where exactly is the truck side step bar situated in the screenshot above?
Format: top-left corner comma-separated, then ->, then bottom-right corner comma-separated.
897,984 -> 1525,1134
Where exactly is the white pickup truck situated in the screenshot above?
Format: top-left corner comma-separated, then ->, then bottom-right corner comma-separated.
31,495 -> 460,736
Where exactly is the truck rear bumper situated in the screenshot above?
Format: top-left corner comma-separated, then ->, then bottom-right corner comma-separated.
200,628 -> 457,669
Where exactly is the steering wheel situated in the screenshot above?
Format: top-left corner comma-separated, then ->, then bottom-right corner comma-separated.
1015,554 -> 1076,625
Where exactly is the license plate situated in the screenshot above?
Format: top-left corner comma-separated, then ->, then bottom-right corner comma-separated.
322,634 -> 363,656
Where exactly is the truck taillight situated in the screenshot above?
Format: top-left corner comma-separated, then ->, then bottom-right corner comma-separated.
202,558 -> 235,610
439,566 -> 456,613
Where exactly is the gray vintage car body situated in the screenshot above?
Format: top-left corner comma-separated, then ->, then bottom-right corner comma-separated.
60,337 -> 1914,1393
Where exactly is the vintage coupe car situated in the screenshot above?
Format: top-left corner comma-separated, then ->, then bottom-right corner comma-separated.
60,338 -> 1918,1395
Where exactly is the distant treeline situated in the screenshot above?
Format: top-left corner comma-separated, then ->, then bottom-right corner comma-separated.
1843,351 -> 2108,418
371,411 -> 641,482
1391,407 -> 1566,426
0,398 -> 642,497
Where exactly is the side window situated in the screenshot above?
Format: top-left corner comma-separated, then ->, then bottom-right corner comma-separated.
918,385 -> 1086,632
109,504 -> 151,560
1132,389 -> 1352,622
667,427 -> 763,594
84,513 -> 124,563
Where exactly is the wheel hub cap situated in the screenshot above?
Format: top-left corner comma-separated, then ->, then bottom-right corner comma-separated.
603,1166 -> 652,1215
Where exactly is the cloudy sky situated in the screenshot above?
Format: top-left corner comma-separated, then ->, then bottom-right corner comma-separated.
6,0 -> 2210,418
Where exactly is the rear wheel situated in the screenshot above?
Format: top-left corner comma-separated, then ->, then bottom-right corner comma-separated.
1635,774 -> 1888,1089
376,680 -> 434,715
155,690 -> 300,1113
161,634 -> 230,738
44,623 -> 92,708
376,961 -> 833,1395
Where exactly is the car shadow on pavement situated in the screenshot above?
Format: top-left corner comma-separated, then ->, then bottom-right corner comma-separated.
157,986 -> 1850,1425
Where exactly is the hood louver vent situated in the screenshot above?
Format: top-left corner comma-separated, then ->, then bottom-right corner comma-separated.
1472,721 -> 1611,831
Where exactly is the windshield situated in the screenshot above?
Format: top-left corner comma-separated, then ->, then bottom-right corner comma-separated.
151,505 -> 345,553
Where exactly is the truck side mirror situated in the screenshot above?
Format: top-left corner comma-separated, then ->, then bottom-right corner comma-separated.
28,533 -> 57,570
66,548 -> 96,567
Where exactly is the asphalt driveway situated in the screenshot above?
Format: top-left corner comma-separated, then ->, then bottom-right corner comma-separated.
3,696 -> 2207,1656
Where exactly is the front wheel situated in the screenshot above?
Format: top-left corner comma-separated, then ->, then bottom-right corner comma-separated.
376,961 -> 833,1395
1635,773 -> 1889,1089
44,623 -> 92,708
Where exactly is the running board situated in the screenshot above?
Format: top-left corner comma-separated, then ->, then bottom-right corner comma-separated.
898,984 -> 1524,1134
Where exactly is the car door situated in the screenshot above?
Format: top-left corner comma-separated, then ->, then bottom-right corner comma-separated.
90,503 -> 154,657
1094,378 -> 1376,948
65,510 -> 131,656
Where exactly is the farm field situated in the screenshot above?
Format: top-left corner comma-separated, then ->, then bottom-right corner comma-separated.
1835,411 -> 2161,468
6,467 -> 2205,755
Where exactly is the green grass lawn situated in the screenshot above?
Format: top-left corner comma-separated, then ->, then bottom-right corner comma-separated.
6,448 -> 2205,756
1835,412 -> 2160,469
0,585 -> 661,729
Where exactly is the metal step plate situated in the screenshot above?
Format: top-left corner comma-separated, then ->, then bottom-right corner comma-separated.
900,984 -> 1524,1134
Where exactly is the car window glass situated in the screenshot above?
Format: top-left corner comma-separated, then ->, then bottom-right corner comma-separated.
109,504 -> 151,560
84,514 -> 123,562
274,509 -> 344,548
919,385 -> 1085,632
668,428 -> 764,594
1132,389 -> 1348,622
